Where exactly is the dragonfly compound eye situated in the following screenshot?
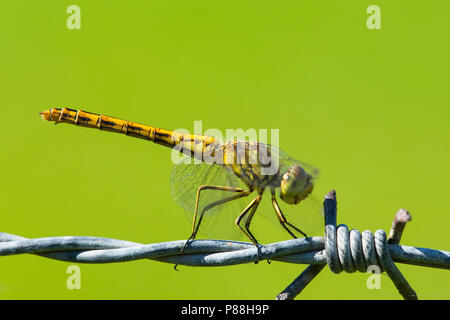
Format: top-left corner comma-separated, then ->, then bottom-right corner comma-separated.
279,165 -> 314,205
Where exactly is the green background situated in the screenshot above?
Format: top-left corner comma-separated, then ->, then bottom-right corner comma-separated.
1,1 -> 449,299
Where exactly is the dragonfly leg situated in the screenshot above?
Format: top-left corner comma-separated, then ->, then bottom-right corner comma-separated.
235,195 -> 262,250
180,185 -> 251,254
241,194 -> 270,264
271,191 -> 308,239
243,194 -> 263,245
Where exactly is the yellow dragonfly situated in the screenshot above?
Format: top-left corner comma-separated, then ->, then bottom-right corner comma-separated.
40,107 -> 320,251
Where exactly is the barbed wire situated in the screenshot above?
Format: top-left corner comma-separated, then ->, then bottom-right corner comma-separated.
1,190 -> 448,299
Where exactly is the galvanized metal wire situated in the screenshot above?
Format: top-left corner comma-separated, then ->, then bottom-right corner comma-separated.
1,190 -> 449,299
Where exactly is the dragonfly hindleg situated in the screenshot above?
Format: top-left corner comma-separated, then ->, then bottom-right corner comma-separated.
180,185 -> 251,254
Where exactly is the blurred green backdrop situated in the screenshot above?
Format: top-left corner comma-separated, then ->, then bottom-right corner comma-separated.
1,1 -> 449,299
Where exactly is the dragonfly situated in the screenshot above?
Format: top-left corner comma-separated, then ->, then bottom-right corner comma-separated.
39,107 -> 320,252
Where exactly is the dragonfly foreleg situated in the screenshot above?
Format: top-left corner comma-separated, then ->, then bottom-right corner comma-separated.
180,185 -> 251,254
271,191 -> 308,239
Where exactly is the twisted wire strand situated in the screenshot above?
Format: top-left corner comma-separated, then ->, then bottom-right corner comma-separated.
1,190 -> 449,300
0,233 -> 326,266
1,232 -> 448,268
326,224 -> 383,274
325,225 -> 417,299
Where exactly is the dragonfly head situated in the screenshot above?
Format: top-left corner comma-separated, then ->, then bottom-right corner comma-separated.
279,165 -> 314,205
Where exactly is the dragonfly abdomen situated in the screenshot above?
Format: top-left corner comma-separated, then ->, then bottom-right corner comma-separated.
40,107 -> 218,158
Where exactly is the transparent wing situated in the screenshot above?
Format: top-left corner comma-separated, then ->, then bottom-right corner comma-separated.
169,155 -> 250,240
268,144 -> 320,179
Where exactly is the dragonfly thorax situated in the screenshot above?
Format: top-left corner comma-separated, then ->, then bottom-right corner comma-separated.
279,165 -> 314,205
